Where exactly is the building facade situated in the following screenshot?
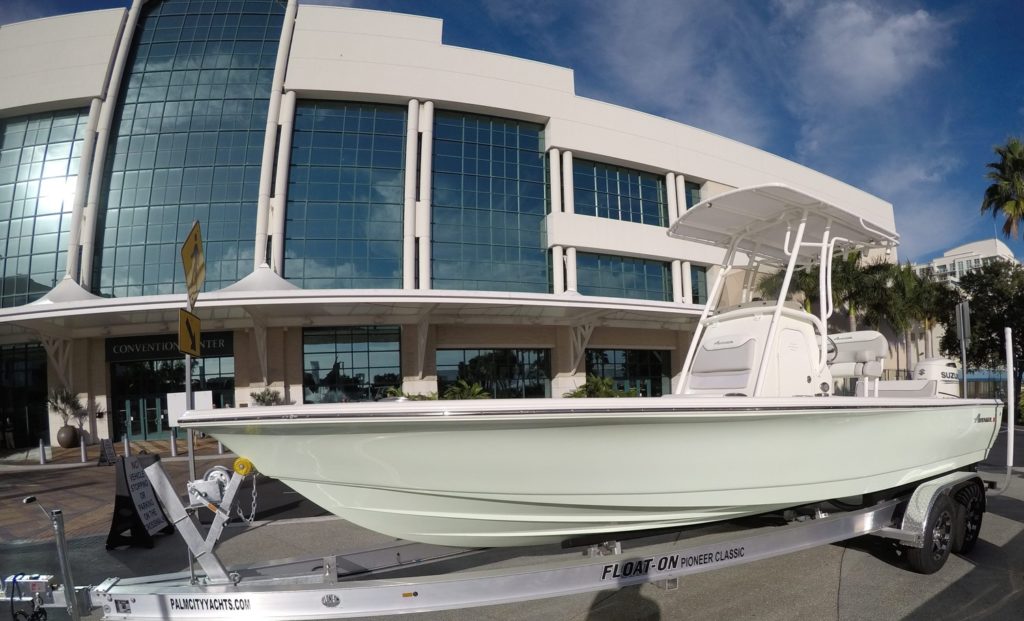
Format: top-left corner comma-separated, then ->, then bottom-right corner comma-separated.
0,1 -> 895,447
912,238 -> 1017,286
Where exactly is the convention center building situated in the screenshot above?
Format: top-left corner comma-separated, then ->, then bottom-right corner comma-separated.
0,0 -> 894,447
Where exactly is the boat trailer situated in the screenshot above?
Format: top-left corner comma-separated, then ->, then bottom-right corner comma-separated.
1,460 -> 998,620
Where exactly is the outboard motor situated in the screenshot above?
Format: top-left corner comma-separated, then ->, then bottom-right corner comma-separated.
912,358 -> 961,398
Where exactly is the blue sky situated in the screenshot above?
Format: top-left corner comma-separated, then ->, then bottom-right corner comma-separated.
3,0 -> 1023,263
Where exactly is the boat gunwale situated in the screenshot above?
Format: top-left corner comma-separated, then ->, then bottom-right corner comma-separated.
179,397 -> 1001,427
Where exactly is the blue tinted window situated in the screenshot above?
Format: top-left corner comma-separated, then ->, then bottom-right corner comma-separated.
0,109 -> 89,307
573,159 -> 666,226
436,348 -> 550,398
585,349 -> 670,397
94,0 -> 285,297
431,111 -> 548,292
691,264 -> 708,304
303,326 -> 401,402
284,101 -> 405,288
684,180 -> 702,209
576,252 -> 670,301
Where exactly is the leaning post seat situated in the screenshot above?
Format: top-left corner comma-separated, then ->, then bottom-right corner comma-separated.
828,331 -> 888,379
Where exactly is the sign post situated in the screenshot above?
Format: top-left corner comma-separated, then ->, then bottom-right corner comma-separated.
180,221 -> 205,482
956,301 -> 971,398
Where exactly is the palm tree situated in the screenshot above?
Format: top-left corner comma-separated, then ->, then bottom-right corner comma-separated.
829,251 -> 866,332
756,264 -> 820,312
442,379 -> 491,400
981,136 -> 1024,238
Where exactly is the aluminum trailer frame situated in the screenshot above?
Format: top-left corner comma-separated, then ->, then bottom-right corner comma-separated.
3,462 -> 989,621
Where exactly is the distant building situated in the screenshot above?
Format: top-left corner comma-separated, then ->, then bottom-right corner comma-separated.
910,239 -> 1019,375
912,239 -> 1018,285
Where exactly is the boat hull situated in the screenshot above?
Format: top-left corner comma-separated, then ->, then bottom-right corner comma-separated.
181,397 -> 1001,547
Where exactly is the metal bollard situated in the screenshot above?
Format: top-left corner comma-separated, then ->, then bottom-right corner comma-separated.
170,428 -> 178,457
123,434 -> 131,457
80,439 -> 87,463
217,441 -> 224,455
39,438 -> 46,465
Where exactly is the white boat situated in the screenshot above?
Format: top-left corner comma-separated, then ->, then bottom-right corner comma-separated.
180,184 -> 1002,547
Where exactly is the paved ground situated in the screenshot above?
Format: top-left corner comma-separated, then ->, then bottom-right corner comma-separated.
2,427 -> 1022,620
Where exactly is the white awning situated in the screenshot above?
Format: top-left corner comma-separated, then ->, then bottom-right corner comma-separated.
0,287 -> 701,344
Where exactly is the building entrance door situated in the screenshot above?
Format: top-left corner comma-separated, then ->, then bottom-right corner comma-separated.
111,360 -> 182,442
122,395 -> 169,441
106,332 -> 236,441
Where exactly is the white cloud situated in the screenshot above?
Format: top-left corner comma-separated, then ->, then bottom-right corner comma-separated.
865,153 -> 974,261
795,4 -> 949,109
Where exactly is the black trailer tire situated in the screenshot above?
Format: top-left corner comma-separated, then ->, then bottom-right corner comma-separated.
952,481 -> 985,555
905,494 -> 955,574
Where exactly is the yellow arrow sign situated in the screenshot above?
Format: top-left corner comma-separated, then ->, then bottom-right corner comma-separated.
180,221 -> 205,310
178,308 -> 201,357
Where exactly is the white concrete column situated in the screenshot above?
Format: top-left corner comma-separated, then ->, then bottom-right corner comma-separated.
671,260 -> 683,303
269,90 -> 296,275
682,260 -> 693,304
675,173 -> 688,212
665,172 -> 678,222
65,98 -> 102,281
552,245 -> 565,294
549,148 -> 562,213
561,150 -> 574,213
402,99 -> 420,289
565,247 -> 578,293
417,101 -> 434,289
254,0 -> 298,269
79,0 -> 143,288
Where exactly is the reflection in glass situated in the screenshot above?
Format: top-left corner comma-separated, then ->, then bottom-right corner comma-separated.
95,0 -> 285,297
436,348 -> 551,398
585,349 -> 670,397
573,158 -> 666,226
431,111 -> 548,292
302,326 -> 401,403
0,109 -> 89,306
285,101 -> 405,288
576,252 -> 670,301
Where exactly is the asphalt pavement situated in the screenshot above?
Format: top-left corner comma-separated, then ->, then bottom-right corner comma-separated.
1,427 -> 1022,620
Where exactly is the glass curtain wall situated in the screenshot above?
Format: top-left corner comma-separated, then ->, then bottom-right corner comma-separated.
684,180 -> 702,209
431,111 -> 548,292
0,344 -> 48,448
94,0 -> 285,296
691,264 -> 708,304
576,252 -> 671,301
436,348 -> 551,398
573,158 -> 667,226
0,109 -> 89,307
585,349 -> 670,397
284,101 -> 405,288
302,326 -> 401,403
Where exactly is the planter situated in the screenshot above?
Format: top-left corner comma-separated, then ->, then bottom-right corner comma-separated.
56,425 -> 79,449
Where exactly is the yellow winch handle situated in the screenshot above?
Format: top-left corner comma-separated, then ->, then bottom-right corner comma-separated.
233,457 -> 255,476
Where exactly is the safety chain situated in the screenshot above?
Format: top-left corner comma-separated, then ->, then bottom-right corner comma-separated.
235,474 -> 258,525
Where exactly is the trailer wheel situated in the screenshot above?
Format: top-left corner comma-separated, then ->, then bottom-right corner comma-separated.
952,481 -> 985,555
905,494 -> 955,574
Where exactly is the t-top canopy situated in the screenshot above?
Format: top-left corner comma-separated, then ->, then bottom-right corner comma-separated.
667,183 -> 899,264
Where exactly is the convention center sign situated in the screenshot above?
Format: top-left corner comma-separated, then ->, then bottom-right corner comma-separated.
106,332 -> 233,362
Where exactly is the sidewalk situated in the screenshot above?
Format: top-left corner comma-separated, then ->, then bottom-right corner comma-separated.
0,436 -> 229,471
0,438 -> 236,543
